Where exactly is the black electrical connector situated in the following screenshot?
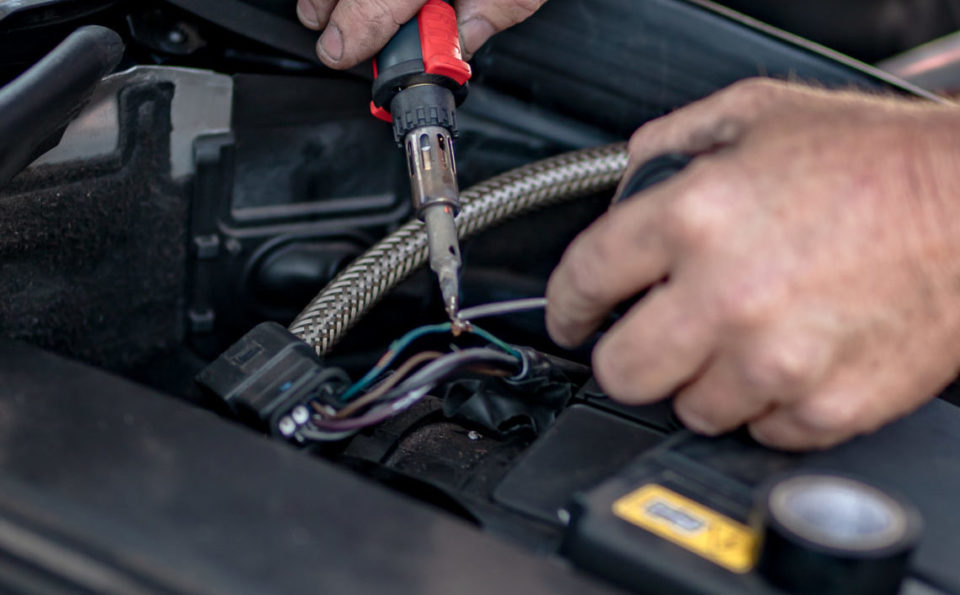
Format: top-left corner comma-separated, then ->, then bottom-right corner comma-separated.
441,346 -> 577,439
196,322 -> 349,441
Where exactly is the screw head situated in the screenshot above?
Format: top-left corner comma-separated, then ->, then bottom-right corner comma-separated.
167,29 -> 186,44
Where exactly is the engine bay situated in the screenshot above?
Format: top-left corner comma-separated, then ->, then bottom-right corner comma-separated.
2,1 -> 960,593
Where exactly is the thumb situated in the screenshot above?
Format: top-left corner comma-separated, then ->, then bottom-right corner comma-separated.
456,0 -> 547,58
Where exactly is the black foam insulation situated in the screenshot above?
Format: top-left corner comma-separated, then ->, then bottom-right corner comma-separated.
0,82 -> 189,372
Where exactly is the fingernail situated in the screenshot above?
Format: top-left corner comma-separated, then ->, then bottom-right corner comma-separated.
677,409 -> 719,436
547,324 -> 577,349
296,0 -> 319,28
459,16 -> 496,58
318,24 -> 343,63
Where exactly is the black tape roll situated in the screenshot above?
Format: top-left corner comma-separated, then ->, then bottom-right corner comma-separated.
755,473 -> 922,595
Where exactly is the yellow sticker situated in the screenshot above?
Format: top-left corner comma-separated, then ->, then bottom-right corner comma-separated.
612,484 -> 758,573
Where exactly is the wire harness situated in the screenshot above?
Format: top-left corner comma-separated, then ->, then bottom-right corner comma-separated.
310,321 -> 524,433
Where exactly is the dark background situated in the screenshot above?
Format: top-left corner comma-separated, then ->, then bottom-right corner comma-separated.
243,0 -> 960,63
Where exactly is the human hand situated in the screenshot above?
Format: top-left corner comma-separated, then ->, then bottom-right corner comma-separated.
546,79 -> 960,450
296,0 -> 546,69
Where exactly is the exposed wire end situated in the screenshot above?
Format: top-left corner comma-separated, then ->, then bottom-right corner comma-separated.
450,313 -> 471,337
469,325 -> 522,360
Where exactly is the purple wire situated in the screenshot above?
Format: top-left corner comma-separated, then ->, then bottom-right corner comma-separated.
311,348 -> 520,432
310,387 -> 431,431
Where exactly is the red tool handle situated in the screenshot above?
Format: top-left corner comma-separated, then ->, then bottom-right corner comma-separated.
370,0 -> 472,122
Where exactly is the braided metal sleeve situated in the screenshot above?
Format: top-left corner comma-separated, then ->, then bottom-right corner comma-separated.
289,143 -> 629,355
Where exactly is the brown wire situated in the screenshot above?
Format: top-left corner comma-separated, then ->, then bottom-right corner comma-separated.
333,351 -> 444,419
464,366 -> 512,377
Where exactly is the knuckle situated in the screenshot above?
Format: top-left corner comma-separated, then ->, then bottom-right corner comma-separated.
342,0 -> 395,26
725,77 -> 784,104
741,340 -> 818,394
509,0 -> 544,18
563,228 -> 617,304
662,187 -> 725,248
627,118 -> 667,158
477,0 -> 543,27
716,279 -> 777,329
689,117 -> 744,151
592,340 -> 634,401
748,415 -> 825,451
593,330 -> 667,405
792,396 -> 862,438
673,399 -> 723,436
748,420 -> 797,450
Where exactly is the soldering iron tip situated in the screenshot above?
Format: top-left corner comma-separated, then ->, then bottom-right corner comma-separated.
445,294 -> 459,319
441,277 -> 459,316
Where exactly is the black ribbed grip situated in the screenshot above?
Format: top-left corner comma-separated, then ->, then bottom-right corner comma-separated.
389,84 -> 458,144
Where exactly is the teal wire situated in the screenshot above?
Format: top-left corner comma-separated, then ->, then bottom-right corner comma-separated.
338,323 -> 452,402
337,321 -> 521,403
468,324 -> 522,359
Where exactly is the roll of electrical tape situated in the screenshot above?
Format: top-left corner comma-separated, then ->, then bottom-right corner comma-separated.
755,473 -> 922,595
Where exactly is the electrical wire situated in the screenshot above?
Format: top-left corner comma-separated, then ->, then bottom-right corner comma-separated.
458,298 -> 548,321
337,322 -> 520,402
337,323 -> 452,402
307,308 -> 530,441
298,426 -> 358,442
333,351 -> 443,419
467,325 -> 522,359
312,349 -> 520,432
311,386 -> 433,432
383,348 -> 520,401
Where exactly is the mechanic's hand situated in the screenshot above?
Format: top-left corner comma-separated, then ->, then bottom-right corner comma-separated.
297,0 -> 545,69
546,78 -> 960,450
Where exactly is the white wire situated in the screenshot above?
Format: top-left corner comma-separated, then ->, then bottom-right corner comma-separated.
459,298 -> 548,321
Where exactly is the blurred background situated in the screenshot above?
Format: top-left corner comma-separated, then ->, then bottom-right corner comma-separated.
719,0 -> 960,63
234,0 -> 960,63
237,0 -> 960,93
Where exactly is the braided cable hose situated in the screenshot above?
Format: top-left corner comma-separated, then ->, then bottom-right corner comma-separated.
289,143 -> 629,355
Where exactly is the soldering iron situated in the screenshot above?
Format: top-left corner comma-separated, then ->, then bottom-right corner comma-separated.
370,0 -> 472,323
